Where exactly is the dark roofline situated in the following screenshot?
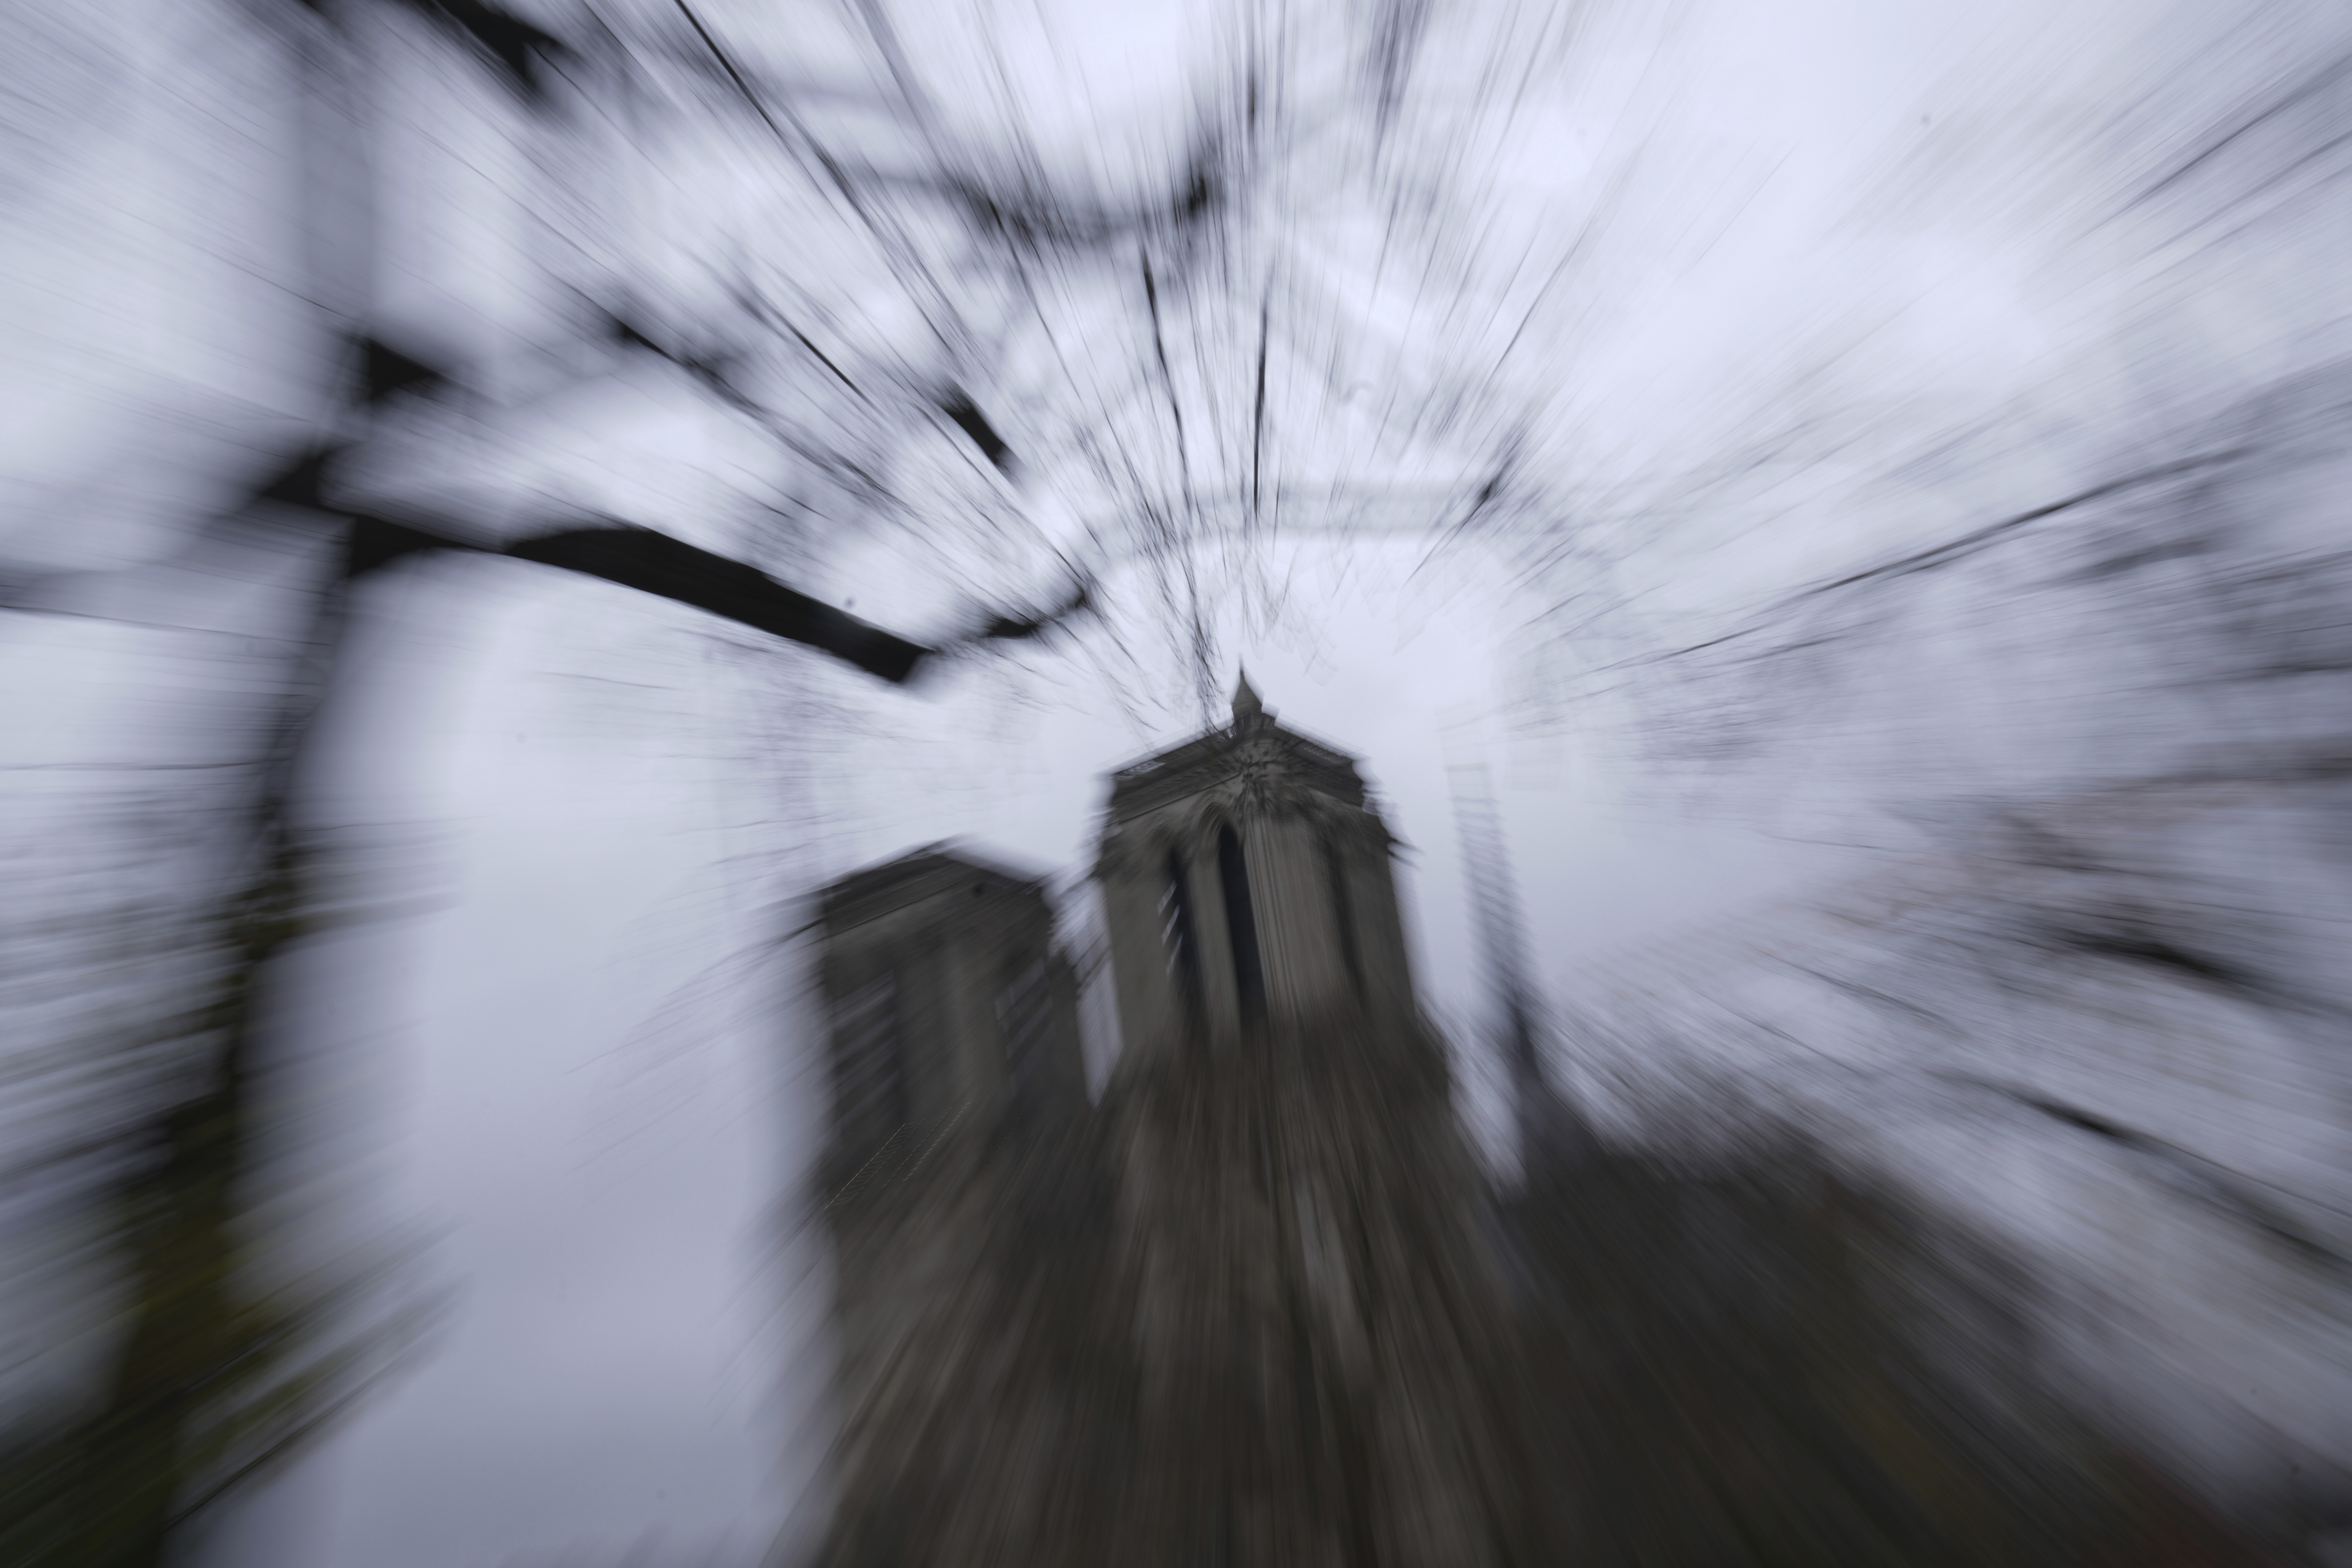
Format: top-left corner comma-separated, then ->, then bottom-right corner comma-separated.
818,841 -> 1055,929
1107,713 -> 1363,782
1104,714 -> 1369,822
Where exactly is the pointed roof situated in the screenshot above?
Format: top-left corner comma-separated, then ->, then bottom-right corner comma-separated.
1232,668 -> 1267,726
1101,676 -> 1369,824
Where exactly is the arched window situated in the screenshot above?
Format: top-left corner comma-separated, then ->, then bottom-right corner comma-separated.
1217,824 -> 1266,1019
1160,848 -> 1201,1006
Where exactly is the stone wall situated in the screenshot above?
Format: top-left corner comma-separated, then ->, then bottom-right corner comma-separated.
809,1010 -> 1526,1568
805,1012 -> 2294,1565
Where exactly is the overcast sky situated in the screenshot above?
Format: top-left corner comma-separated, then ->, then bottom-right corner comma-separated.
8,0 -> 2349,1560
278,539 -> 1880,1568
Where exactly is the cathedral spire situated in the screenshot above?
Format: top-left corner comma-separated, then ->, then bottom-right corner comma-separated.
1232,668 -> 1267,727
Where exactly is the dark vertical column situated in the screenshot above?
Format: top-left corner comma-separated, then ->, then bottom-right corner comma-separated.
997,956 -> 1052,1113
1163,849 -> 1203,1013
829,968 -> 906,1199
1217,825 -> 1266,1020
1323,833 -> 1365,1000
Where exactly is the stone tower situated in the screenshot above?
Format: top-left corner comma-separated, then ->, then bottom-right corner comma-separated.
1093,673 -> 1417,1059
808,694 -> 1534,1568
810,845 -> 1088,1452
813,844 -> 1086,1201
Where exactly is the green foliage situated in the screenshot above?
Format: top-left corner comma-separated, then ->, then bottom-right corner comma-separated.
0,842 -> 428,1568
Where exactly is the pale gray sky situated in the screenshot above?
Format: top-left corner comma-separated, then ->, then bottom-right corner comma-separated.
6,0 -> 2348,1560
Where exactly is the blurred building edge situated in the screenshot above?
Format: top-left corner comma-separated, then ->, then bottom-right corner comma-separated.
797,681 -> 1525,1568
1094,671 -> 1421,1058
810,843 -> 1090,1433
1447,760 -> 1602,1187
792,689 -> 2292,1565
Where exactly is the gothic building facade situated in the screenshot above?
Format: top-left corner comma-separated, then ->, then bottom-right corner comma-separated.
809,846 -> 1088,1450
797,681 -> 2279,1568
813,846 -> 1086,1197
812,675 -> 1421,1184
804,681 -> 1525,1568
1093,674 -> 1418,1057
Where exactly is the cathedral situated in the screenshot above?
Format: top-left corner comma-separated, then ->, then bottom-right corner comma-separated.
1093,672 -> 1418,1052
805,677 -> 1522,1568
811,671 -> 1424,1145
796,676 -> 2266,1568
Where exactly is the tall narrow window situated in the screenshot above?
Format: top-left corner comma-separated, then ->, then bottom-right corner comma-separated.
1324,834 -> 1364,999
1161,849 -> 1202,1006
1217,824 -> 1266,1019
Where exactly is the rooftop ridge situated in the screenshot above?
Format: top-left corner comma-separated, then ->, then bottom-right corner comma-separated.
819,841 -> 1056,923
